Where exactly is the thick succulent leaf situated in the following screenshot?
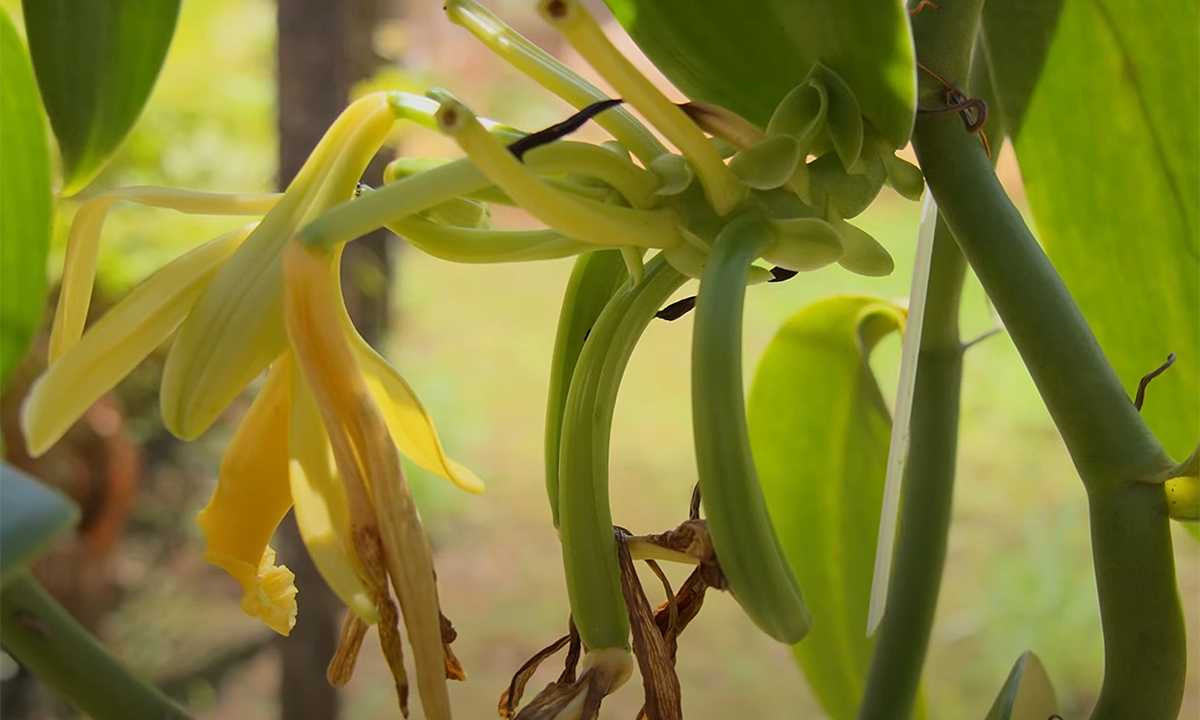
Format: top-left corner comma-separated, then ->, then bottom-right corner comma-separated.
983,651 -> 1059,720
604,0 -> 916,149
21,0 -> 181,194
748,295 -> 915,720
0,8 -> 52,389
0,462 -> 79,589
981,0 -> 1199,463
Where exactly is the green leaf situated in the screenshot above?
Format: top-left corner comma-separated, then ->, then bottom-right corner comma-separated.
980,0 -> 1199,463
983,651 -> 1059,720
747,295 -> 910,720
603,0 -> 916,149
0,461 -> 79,589
22,0 -> 181,195
0,8 -> 52,388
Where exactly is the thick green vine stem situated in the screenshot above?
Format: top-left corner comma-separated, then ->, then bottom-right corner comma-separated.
0,572 -> 194,720
558,256 -> 686,650
858,218 -> 965,720
910,5 -> 1185,715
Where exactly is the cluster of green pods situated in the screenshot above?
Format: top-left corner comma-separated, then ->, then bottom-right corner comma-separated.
293,0 -> 927,701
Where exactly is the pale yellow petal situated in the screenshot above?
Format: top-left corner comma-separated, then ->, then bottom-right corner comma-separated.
21,224 -> 255,457
351,332 -> 485,494
288,356 -> 380,624
195,356 -> 297,636
161,93 -> 397,441
49,189 -> 278,362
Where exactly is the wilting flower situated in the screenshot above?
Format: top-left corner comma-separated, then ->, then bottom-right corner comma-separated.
20,92 -> 479,716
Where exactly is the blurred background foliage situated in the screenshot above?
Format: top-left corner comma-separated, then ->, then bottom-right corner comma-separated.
0,1 -> 1195,719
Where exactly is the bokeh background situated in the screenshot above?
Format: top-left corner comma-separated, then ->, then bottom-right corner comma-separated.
0,1 -> 1196,718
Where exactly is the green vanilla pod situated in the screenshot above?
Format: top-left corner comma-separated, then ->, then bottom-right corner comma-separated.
545,250 -> 629,526
692,212 -> 812,644
558,256 -> 686,650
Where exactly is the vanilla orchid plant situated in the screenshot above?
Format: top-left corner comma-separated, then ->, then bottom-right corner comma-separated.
3,1 -> 1195,719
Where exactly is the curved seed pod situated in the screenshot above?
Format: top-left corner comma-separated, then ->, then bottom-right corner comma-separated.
767,81 -> 827,145
728,134 -> 803,190
558,257 -> 686,650
807,151 -> 887,219
763,217 -> 844,271
545,250 -> 629,526
692,212 -> 811,644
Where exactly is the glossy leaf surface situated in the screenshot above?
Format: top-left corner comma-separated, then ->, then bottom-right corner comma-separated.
22,0 -> 180,194
0,462 -> 79,589
604,0 -> 916,149
747,295 -> 912,720
0,8 -> 52,388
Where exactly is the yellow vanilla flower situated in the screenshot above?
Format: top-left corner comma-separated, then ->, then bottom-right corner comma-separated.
21,93 -> 483,645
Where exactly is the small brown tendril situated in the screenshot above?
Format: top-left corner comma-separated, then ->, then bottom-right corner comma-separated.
1134,352 -> 1176,411
915,61 -> 991,157
908,0 -> 941,15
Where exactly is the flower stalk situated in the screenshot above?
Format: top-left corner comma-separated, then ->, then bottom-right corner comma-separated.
536,0 -> 744,215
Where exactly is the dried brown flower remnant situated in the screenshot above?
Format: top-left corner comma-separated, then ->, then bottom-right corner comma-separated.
327,614 -> 369,686
499,623 -> 578,719
442,611 -> 468,681
509,646 -> 628,720
616,531 -> 682,720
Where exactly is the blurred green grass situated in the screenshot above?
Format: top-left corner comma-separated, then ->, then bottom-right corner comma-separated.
23,0 -> 1196,717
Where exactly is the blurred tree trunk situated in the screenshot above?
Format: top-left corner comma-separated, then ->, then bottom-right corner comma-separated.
276,1 -> 394,719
